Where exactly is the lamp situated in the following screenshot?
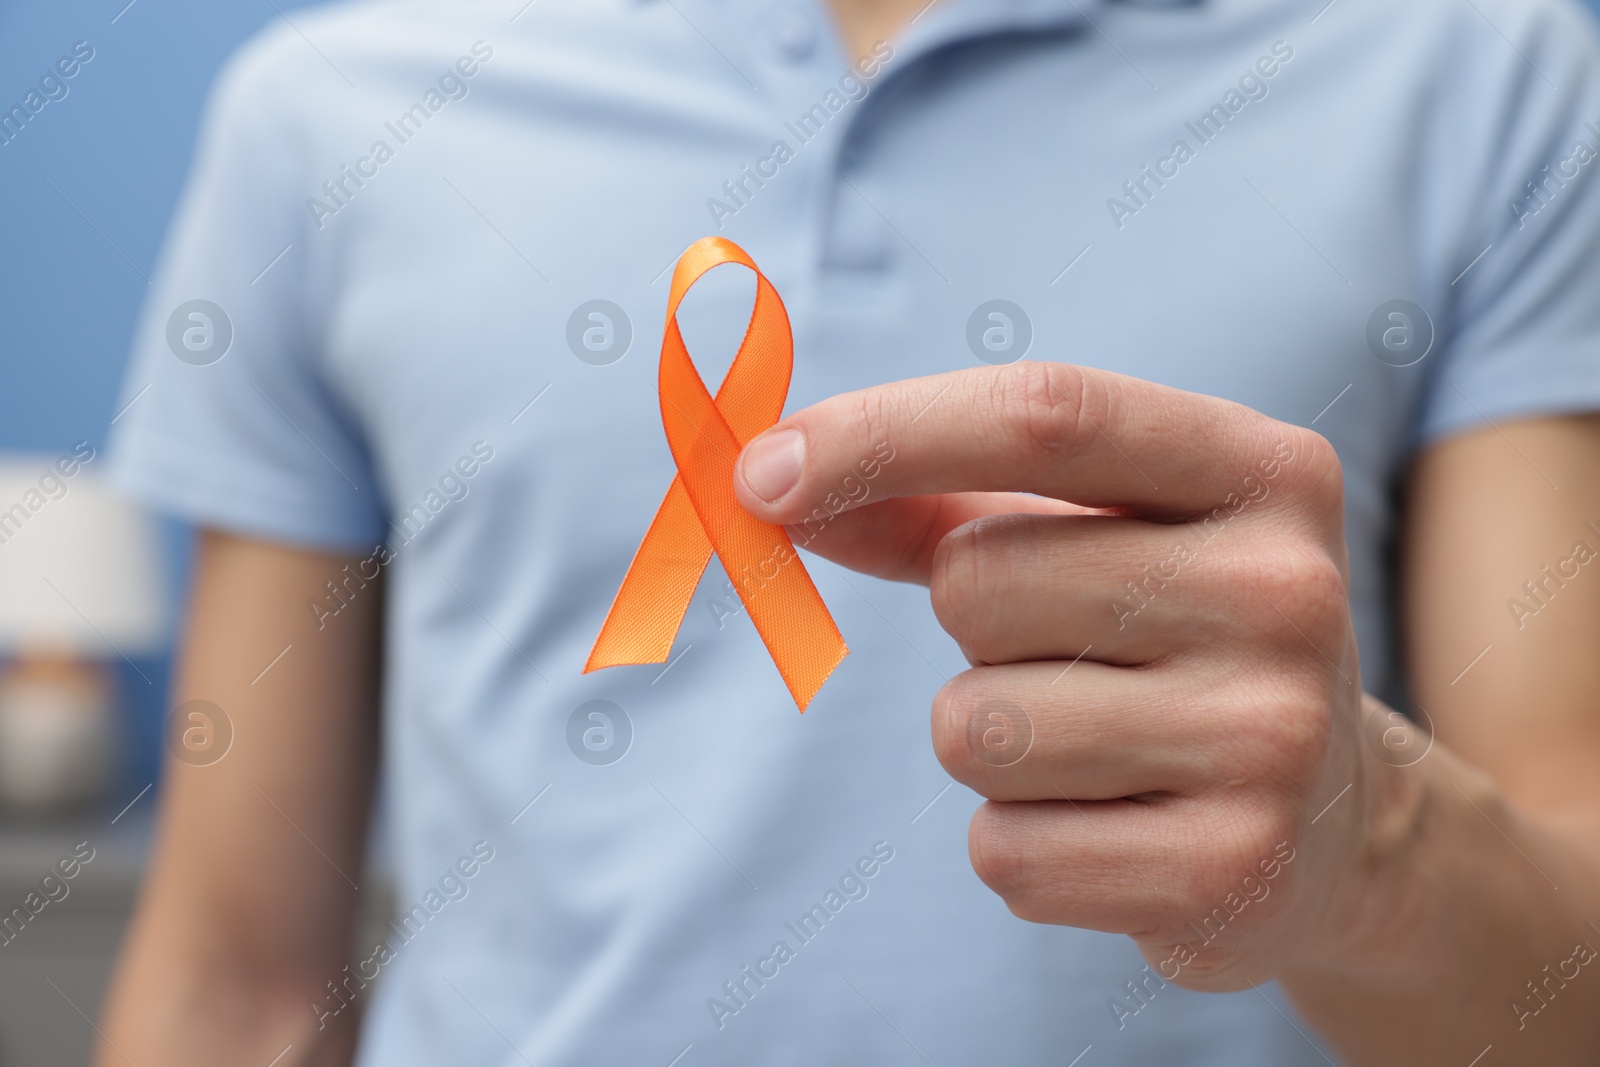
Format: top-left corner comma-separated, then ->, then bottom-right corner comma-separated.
0,455 -> 168,812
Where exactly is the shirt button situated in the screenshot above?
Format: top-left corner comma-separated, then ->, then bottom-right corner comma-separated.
822,184 -> 892,271
768,5 -> 816,63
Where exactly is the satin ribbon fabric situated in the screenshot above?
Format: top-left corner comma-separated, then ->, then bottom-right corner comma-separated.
585,237 -> 848,710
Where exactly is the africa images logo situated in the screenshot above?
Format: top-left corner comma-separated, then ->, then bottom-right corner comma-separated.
1105,41 -> 1295,230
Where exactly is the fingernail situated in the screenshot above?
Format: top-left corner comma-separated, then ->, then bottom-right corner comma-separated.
739,428 -> 805,503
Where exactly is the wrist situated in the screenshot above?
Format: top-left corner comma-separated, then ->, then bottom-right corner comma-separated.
1295,698 -> 1439,980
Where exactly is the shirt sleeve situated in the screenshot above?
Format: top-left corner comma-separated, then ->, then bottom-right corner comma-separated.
1411,0 -> 1600,451
106,26 -> 386,553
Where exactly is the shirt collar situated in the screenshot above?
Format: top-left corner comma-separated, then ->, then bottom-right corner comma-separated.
896,0 -> 1108,56
833,0 -> 1200,69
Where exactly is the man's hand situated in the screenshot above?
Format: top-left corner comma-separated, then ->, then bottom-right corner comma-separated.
733,361 -> 1397,990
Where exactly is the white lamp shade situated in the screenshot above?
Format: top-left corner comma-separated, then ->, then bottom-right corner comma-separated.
0,457 -> 169,656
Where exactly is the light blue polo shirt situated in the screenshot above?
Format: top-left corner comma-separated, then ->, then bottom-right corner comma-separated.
109,0 -> 1600,1062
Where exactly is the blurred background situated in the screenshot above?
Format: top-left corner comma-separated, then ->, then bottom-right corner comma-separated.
4,0 -> 1600,1063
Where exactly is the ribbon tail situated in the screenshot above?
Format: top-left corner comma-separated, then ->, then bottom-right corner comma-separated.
585,477 -> 713,671
728,543 -> 849,711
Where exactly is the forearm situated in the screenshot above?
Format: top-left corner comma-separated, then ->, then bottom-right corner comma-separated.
97,531 -> 383,1066
1282,744 -> 1600,1065
97,906 -> 364,1066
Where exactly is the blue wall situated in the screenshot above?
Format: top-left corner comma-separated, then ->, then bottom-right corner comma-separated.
1,0 -> 324,450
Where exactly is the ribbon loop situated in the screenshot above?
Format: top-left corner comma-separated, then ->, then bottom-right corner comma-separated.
585,237 -> 848,710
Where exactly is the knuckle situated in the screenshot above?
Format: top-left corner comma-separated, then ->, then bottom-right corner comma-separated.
1230,543 -> 1348,646
1299,556 -> 1351,641
851,388 -> 894,456
930,676 -> 974,776
1260,681 -> 1335,777
1210,601 -> 1341,783
967,803 -> 1031,901
1000,361 -> 1108,460
929,520 -> 989,647
1284,428 -> 1346,519
932,671 -> 1031,779
1201,806 -> 1297,901
805,388 -> 894,497
1151,811 -> 1302,990
1238,808 -> 1301,877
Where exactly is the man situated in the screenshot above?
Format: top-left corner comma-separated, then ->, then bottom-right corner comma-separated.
100,0 -> 1600,1063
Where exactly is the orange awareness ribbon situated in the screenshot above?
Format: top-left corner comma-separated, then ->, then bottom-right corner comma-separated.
584,237 -> 848,710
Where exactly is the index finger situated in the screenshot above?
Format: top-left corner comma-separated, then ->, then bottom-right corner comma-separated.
733,362 -> 1321,525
